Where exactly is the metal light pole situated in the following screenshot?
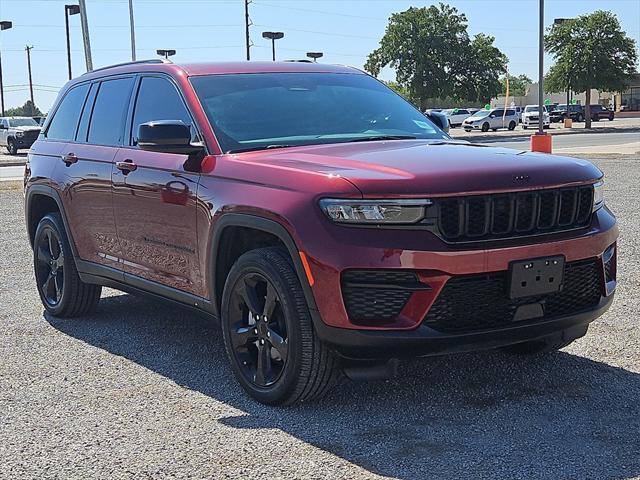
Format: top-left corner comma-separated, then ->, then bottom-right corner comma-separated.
244,0 -> 251,60
128,0 -> 136,61
0,21 -> 12,117
65,5 -> 80,80
156,49 -> 176,60
537,0 -> 544,135
78,0 -> 93,71
262,31 -> 283,61
306,52 -> 323,62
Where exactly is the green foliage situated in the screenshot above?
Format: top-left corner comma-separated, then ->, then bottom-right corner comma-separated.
365,3 -> 507,110
5,100 -> 43,117
545,10 -> 637,127
501,74 -> 533,97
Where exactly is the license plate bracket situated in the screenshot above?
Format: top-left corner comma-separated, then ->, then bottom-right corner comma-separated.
509,255 -> 565,299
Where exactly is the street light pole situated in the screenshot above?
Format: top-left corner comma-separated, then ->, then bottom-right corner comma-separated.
537,0 -> 544,135
262,31 -> 284,61
65,5 -> 80,80
306,52 -> 323,62
0,20 -> 13,117
156,49 -> 176,60
128,0 -> 136,61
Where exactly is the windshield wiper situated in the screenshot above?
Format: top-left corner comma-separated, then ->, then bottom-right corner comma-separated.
227,144 -> 294,154
347,135 -> 417,143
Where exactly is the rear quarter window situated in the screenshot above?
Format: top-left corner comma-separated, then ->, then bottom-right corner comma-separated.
46,83 -> 90,141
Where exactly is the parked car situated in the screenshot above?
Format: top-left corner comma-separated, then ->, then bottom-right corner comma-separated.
462,108 -> 519,132
25,60 -> 617,405
441,108 -> 473,128
588,104 -> 614,121
513,106 -> 524,123
0,116 -> 42,154
521,105 -> 550,129
550,104 -> 585,123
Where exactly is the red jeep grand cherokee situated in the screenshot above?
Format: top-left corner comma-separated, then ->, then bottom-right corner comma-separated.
25,60 -> 617,405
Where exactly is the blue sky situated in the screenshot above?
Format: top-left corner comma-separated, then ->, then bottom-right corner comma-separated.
0,0 -> 638,112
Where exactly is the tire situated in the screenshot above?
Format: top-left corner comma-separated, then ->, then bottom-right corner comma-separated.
523,125 -> 528,130
7,138 -> 17,155
221,247 -> 341,405
508,121 -> 516,131
491,128 -> 498,132
609,114 -> 614,121
501,337 -> 578,355
481,122 -> 489,132
593,116 -> 600,122
576,114 -> 584,122
33,213 -> 102,317
543,124 -> 550,129
464,128 -> 472,132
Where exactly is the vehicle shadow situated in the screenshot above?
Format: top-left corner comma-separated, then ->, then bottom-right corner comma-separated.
46,293 -> 640,480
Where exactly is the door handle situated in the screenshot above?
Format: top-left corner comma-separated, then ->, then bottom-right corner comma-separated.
115,159 -> 137,174
61,153 -> 78,166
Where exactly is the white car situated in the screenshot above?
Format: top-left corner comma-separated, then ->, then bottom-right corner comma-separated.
521,105 -> 550,129
442,108 -> 473,128
462,108 -> 519,132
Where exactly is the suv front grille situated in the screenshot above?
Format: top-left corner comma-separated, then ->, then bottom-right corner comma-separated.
341,270 -> 427,322
435,186 -> 593,242
423,259 -> 602,334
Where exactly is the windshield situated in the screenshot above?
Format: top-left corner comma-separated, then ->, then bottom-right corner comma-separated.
470,110 -> 490,118
525,106 -> 542,113
190,73 -> 448,153
9,118 -> 38,127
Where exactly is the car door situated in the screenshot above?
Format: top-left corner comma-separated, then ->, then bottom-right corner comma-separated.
44,79 -> 132,272
112,74 -> 204,297
491,109 -> 504,128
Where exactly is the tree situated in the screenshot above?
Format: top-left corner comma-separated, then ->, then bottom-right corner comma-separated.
382,80 -> 417,106
545,11 -> 637,128
5,100 -> 43,117
365,3 -> 507,110
501,74 -> 533,97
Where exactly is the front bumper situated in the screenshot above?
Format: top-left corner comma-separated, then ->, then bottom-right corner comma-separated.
315,294 -> 613,359
13,136 -> 37,148
522,117 -> 550,127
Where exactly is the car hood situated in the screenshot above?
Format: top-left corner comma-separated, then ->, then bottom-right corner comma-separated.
238,140 -> 602,196
12,126 -> 41,132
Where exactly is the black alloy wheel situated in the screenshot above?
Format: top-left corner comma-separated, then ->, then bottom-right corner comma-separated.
481,122 -> 490,132
33,213 -> 102,317
227,271 -> 289,387
7,138 -> 17,155
221,247 -> 340,405
35,225 -> 65,307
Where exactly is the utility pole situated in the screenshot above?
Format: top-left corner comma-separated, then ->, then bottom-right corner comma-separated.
128,0 -> 136,61
25,46 -> 34,116
0,21 -> 13,117
78,0 -> 93,71
244,0 -> 251,60
537,0 -> 544,135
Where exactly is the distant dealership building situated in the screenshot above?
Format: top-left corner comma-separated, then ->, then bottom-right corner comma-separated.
492,73 -> 640,111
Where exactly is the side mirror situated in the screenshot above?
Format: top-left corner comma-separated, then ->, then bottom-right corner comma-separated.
0,124 -> 6,129
424,111 -> 449,133
137,120 -> 204,155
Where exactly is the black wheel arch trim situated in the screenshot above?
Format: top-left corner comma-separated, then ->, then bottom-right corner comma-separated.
209,213 -> 321,322
25,185 -> 79,259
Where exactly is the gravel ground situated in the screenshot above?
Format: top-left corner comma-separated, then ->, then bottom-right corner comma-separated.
1,154 -> 639,480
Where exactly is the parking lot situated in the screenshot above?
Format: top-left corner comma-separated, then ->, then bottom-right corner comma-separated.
1,150 -> 639,479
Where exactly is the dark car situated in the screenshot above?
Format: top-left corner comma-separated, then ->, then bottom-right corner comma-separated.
0,116 -> 42,154
588,104 -> 615,121
550,104 -> 585,123
24,60 -> 618,405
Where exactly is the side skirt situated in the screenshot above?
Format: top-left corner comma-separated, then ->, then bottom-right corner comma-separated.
76,259 -> 217,318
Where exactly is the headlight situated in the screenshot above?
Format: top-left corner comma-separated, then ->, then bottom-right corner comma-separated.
319,199 -> 430,224
593,180 -> 604,211
16,131 -> 24,137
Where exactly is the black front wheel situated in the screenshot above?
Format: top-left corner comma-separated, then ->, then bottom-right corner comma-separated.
7,138 -> 17,155
481,122 -> 490,132
221,247 -> 340,405
33,213 -> 102,317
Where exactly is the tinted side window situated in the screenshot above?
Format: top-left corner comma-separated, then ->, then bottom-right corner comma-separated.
46,84 -> 90,141
88,77 -> 134,146
493,109 -> 504,116
75,83 -> 99,143
130,76 -> 193,145
506,109 -> 515,116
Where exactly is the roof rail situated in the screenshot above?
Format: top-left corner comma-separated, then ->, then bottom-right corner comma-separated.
82,58 -> 172,75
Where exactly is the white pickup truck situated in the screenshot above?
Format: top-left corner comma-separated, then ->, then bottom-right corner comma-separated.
0,117 -> 42,155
